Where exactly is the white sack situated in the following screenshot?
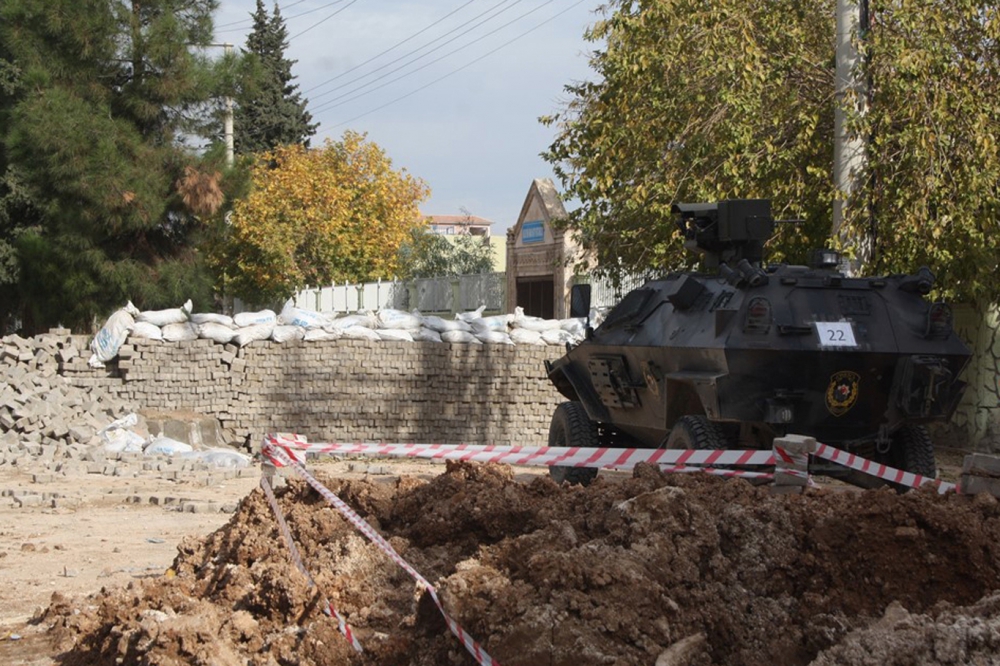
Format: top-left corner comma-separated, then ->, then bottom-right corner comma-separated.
271,325 -> 306,343
89,301 -> 140,367
279,301 -> 328,329
198,322 -> 236,343
542,328 -> 577,346
328,312 -> 378,330
377,308 -> 422,331
190,313 -> 235,327
303,328 -> 342,342
441,330 -> 481,344
510,328 -> 545,346
376,329 -> 414,342
233,323 -> 275,346
130,321 -> 164,341
136,299 -> 192,326
234,309 -> 277,327
144,436 -> 193,456
99,413 -> 145,453
185,447 -> 251,468
161,322 -> 199,342
475,330 -> 514,345
560,318 -> 587,336
414,327 -> 443,343
340,325 -> 381,341
455,305 -> 486,322
469,314 -> 513,334
513,306 -> 562,332
421,315 -> 472,333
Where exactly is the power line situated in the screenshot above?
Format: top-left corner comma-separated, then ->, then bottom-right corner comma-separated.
301,0 -> 478,95
290,0 -> 358,39
215,0 -> 310,29
310,0 -> 558,115
321,0 -> 587,134
216,0 -> 346,35
305,0 -> 519,99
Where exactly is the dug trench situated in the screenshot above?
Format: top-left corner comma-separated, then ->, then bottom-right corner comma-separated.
18,460 -> 1000,666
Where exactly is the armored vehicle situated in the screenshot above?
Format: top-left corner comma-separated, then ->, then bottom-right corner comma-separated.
545,199 -> 972,487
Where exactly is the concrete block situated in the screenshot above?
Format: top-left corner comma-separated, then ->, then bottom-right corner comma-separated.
962,454 -> 1000,478
960,474 -> 1000,497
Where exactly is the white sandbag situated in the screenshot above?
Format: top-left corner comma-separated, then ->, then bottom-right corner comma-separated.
542,328 -> 577,345
130,321 -> 163,341
99,413 -> 145,453
185,447 -> 251,468
190,312 -> 235,327
441,329 -> 482,344
377,308 -> 422,331
513,306 -> 562,332
136,299 -> 193,326
476,330 -> 514,345
421,315 -> 472,333
560,318 -> 587,336
271,325 -> 305,342
161,322 -> 199,342
234,309 -> 277,327
303,328 -> 342,341
328,312 -> 378,330
198,322 -> 236,343
414,327 -> 443,342
377,329 -> 414,342
510,328 -> 546,345
340,325 -> 381,341
233,323 -> 275,346
455,305 -> 487,322
144,436 -> 193,456
469,314 -> 513,335
89,301 -> 140,367
279,301 -> 328,329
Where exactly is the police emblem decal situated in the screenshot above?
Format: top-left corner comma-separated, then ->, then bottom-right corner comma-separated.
826,370 -> 860,416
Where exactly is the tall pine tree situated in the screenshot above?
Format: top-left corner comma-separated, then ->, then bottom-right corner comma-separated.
234,0 -> 317,155
0,0 -> 233,332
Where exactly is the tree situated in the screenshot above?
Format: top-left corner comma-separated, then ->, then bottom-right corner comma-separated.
213,131 -> 429,304
396,224 -> 497,279
234,0 -> 316,155
843,0 -> 1000,303
0,0 -> 235,332
542,0 -> 836,282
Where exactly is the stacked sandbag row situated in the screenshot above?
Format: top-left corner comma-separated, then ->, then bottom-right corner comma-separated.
90,300 -> 597,364
0,332 -> 137,463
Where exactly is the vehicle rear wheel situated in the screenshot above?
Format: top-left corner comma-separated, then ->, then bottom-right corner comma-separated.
548,401 -> 600,486
665,415 -> 728,450
888,424 -> 937,489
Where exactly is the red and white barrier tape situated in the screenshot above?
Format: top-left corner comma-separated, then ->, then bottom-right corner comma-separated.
260,474 -> 362,652
263,438 -> 499,666
812,443 -> 956,493
266,435 -> 775,474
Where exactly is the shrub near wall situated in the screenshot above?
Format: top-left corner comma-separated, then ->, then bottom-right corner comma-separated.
59,337 -> 567,447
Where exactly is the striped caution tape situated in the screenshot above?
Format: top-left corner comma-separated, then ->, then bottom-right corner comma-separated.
262,437 -> 499,666
259,473 -> 363,652
264,435 -> 776,476
812,443 -> 957,494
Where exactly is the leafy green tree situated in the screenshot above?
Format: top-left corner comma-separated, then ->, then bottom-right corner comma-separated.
213,132 -> 429,304
0,0 -> 234,332
234,0 -> 316,155
843,0 -> 1000,303
543,0 -> 836,281
397,226 -> 497,279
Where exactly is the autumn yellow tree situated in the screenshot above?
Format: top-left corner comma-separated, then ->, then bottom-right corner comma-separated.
214,131 -> 429,304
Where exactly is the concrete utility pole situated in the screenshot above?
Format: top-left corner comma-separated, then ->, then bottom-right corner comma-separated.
833,0 -> 868,272
209,42 -> 235,167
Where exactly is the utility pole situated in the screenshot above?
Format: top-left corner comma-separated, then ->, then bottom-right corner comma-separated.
208,43 -> 235,167
832,0 -> 869,273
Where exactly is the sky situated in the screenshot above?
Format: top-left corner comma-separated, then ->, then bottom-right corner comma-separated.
213,0 -> 603,234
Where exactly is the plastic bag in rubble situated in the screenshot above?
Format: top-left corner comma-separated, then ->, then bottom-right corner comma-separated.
542,328 -> 577,345
130,321 -> 164,341
136,299 -> 192,327
89,301 -> 140,367
414,327 -> 443,342
303,327 -> 342,341
441,329 -> 481,344
455,305 -> 486,322
420,315 -> 472,333
233,309 -> 276,328
161,322 -> 198,342
377,329 -> 414,342
328,312 -> 378,330
99,413 -> 146,453
144,436 -> 193,456
279,301 -> 328,329
510,328 -> 545,345
198,322 -> 236,343
271,325 -> 305,343
475,330 -> 514,345
184,447 -> 250,468
340,325 -> 381,341
469,314 -> 513,334
376,308 -> 422,331
190,313 -> 235,327
233,323 -> 274,346
513,306 -> 562,332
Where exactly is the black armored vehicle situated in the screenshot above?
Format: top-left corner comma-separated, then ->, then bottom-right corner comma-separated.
546,199 -> 972,486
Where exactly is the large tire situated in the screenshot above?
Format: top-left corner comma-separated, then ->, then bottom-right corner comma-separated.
665,415 -> 728,450
888,424 -> 937,489
548,402 -> 600,486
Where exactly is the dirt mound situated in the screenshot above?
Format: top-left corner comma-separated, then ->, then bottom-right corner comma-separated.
41,462 -> 1000,666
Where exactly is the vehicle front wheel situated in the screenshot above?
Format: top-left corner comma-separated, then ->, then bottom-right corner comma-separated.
665,415 -> 728,450
548,401 -> 599,486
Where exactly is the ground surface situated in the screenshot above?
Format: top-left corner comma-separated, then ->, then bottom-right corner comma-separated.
1,448 -> 999,666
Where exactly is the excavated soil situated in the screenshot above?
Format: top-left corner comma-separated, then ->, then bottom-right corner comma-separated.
34,462 -> 1000,665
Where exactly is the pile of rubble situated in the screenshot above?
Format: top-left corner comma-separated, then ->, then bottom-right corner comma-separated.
0,331 -> 136,466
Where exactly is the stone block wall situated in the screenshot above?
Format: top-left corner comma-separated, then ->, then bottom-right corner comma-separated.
59,336 -> 567,447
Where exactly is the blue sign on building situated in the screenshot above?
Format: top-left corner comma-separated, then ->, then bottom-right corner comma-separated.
521,220 -> 544,244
